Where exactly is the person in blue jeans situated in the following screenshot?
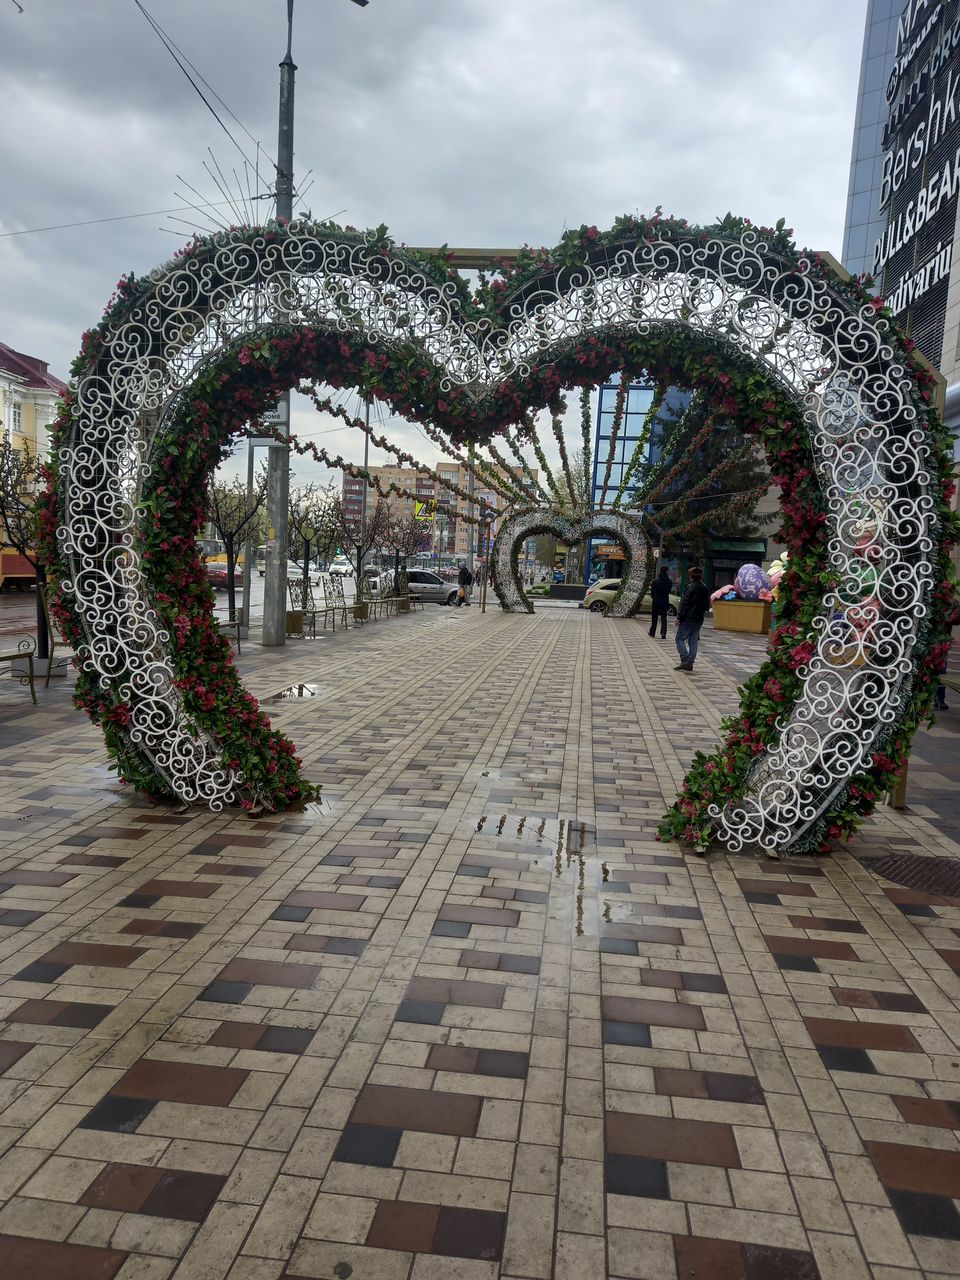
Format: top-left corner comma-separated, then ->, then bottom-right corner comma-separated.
675,566 -> 710,672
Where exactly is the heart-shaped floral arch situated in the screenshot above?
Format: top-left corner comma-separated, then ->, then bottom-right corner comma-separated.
39,213 -> 958,855
492,509 -> 652,615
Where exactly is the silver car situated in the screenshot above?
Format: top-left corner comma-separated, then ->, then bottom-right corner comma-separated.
407,569 -> 460,606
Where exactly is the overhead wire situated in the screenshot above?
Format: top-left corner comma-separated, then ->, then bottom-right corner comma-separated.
132,0 -> 270,172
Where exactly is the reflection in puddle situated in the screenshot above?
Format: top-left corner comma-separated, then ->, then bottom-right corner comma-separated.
474,813 -> 597,935
263,683 -> 320,702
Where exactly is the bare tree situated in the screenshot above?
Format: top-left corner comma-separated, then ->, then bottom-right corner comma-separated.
383,512 -> 432,587
0,440 -> 49,655
288,481 -> 337,592
330,495 -> 390,580
206,466 -> 268,622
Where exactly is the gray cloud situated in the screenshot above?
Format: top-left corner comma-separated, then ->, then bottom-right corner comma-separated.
1,0 -> 868,479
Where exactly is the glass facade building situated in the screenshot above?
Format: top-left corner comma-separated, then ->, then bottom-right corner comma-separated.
841,0 -> 901,280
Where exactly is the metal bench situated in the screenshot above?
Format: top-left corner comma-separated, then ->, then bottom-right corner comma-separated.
0,637 -> 37,703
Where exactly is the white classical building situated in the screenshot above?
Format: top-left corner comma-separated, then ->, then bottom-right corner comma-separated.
0,341 -> 67,458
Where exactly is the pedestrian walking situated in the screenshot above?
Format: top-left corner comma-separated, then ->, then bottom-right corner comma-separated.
648,566 -> 672,639
457,561 -> 473,607
675,566 -> 710,672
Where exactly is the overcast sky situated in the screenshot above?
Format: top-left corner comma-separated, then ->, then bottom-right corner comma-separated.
1,0 -> 869,480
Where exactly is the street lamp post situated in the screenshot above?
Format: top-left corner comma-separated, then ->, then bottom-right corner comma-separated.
262,0 -> 368,647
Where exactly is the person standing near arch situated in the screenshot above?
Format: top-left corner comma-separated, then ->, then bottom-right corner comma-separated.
648,566 -> 672,639
675,566 -> 709,671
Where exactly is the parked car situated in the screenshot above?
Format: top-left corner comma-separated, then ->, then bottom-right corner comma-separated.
206,561 -> 243,590
582,577 -> 681,615
287,561 -> 321,585
406,569 -> 460,606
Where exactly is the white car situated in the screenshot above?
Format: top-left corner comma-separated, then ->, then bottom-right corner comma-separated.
329,559 -> 354,577
286,561 -> 322,585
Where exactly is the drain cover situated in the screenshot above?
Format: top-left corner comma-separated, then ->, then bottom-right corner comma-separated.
862,852 -> 960,902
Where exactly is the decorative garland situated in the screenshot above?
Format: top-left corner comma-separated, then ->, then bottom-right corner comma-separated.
39,213 -> 957,851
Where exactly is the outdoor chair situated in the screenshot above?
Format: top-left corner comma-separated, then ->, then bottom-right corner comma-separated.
322,574 -> 349,631
288,578 -> 321,637
0,635 -> 37,703
216,618 -> 242,654
394,570 -> 419,614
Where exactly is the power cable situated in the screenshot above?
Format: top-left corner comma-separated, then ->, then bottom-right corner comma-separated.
0,198 -> 270,239
132,0 -> 261,169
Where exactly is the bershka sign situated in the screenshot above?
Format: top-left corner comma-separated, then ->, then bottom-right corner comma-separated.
874,143 -> 960,271
879,64 -> 959,210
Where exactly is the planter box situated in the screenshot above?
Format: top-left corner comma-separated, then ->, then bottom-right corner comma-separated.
712,599 -> 771,634
285,610 -> 303,637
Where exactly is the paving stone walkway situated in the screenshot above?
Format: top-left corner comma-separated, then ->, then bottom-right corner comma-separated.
0,606 -> 959,1280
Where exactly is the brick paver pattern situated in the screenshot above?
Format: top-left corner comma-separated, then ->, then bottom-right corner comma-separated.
0,606 -> 959,1279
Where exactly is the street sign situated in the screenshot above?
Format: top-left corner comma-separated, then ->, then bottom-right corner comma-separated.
246,436 -> 275,448
414,498 -> 436,521
261,401 -> 288,426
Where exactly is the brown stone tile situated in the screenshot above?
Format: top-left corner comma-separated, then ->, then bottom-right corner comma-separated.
59,854 -> 127,868
0,869 -> 76,887
0,1235 -> 127,1280
137,878 -> 219,898
7,998 -> 72,1025
351,1084 -> 482,1137
114,1056 -> 248,1105
285,890 -> 366,911
427,1045 -> 481,1074
867,1140 -> 960,1197
407,977 -> 505,1009
366,1199 -> 439,1252
892,1095 -> 960,1129
804,1017 -> 920,1053
0,1040 -> 33,1074
218,957 -> 321,989
259,1026 -> 314,1055
739,879 -> 816,897
196,862 -> 264,878
639,969 -> 685,990
434,1205 -> 505,1261
786,914 -> 866,934
79,825 -> 149,840
654,1067 -> 709,1099
41,942 -> 146,969
208,1021 -> 265,1050
606,1110 -> 741,1168
763,935 -> 858,961
615,870 -> 670,885
705,1073 -> 764,1105
141,1169 -> 226,1221
80,1162 -> 164,1212
674,1235 -> 747,1279
602,995 -> 706,1030
438,904 -> 521,927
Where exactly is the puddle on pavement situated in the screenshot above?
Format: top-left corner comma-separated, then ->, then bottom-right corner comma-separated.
263,683 -> 322,703
472,813 -> 601,935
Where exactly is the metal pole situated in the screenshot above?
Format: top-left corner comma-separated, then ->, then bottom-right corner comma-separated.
262,0 -> 296,647
240,437 -> 255,633
466,442 -> 475,577
360,398 -> 370,526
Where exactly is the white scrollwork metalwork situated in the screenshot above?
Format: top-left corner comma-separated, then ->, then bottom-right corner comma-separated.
58,222 -> 936,851
493,509 -> 651,616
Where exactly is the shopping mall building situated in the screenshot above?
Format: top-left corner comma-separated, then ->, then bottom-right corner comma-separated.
844,0 -> 960,439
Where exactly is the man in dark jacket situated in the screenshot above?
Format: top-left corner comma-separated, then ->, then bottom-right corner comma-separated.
648,566 -> 672,639
675,566 -> 710,671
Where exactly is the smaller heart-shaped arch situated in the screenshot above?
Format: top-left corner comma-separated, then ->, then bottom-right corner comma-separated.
492,509 -> 653,616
